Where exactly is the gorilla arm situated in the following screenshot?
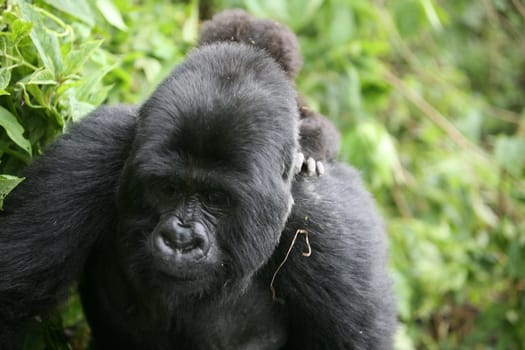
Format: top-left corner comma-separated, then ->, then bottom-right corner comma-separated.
0,106 -> 135,327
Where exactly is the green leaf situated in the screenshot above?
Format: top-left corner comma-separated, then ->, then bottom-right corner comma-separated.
26,69 -> 57,85
96,0 -> 128,31
18,83 -> 48,108
11,18 -> 33,43
392,0 -> 426,38
134,57 -> 161,83
17,1 -> 63,76
62,40 -> 103,76
0,106 -> 32,155
419,0 -> 442,31
285,0 -> 324,29
329,5 -> 354,45
182,0 -> 199,43
245,0 -> 288,20
508,242 -> 525,279
74,62 -> 117,105
0,68 -> 11,90
42,0 -> 95,26
494,135 -> 525,177
342,121 -> 401,188
64,91 -> 96,122
0,175 -> 24,210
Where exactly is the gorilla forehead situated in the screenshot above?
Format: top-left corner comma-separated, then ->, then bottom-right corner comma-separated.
135,42 -> 299,173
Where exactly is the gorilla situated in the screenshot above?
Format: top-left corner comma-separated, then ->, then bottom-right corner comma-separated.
0,10 -> 395,350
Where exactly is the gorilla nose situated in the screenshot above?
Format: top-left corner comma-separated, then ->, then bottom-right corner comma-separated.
155,218 -> 210,258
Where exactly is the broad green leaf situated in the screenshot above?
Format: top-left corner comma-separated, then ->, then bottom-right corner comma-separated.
0,175 -> 24,210
394,323 -> 416,350
245,0 -> 288,21
18,83 -> 48,108
0,106 -> 32,154
392,0 -> 426,38
134,57 -> 161,83
96,0 -> 128,31
285,0 -> 324,29
62,40 -> 103,76
419,0 -> 442,31
64,91 -> 96,122
42,0 -> 95,26
342,121 -> 401,188
26,69 -> 57,85
494,135 -> 525,177
182,0 -> 199,43
346,66 -> 362,111
74,62 -> 117,105
17,1 -> 63,76
329,5 -> 354,45
0,68 -> 11,90
508,243 -> 525,279
11,18 -> 33,43
472,193 -> 498,227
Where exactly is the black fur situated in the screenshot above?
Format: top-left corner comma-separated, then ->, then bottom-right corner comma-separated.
0,10 -> 395,350
198,9 -> 303,80
0,105 -> 136,348
199,10 -> 341,163
297,96 -> 340,162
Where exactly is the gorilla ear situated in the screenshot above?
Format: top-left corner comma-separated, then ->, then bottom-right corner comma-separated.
198,9 -> 302,80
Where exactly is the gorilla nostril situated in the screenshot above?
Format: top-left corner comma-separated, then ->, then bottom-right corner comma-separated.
192,222 -> 210,254
156,232 -> 175,255
161,232 -> 174,248
191,235 -> 209,255
155,224 -> 210,257
173,217 -> 191,229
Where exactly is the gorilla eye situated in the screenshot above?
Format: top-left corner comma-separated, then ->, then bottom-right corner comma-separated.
158,182 -> 181,196
204,191 -> 231,207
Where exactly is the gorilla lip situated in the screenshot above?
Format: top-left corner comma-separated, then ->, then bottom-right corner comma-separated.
154,259 -> 207,282
158,270 -> 199,282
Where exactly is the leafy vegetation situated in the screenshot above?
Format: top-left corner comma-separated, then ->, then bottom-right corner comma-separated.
1,0 -> 524,348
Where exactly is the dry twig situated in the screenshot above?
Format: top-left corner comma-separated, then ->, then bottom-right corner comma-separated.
270,229 -> 311,303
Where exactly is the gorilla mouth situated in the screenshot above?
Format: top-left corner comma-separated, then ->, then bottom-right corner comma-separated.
154,234 -> 208,262
147,231 -> 220,287
154,259 -> 206,280
152,253 -> 212,283
159,270 -> 199,282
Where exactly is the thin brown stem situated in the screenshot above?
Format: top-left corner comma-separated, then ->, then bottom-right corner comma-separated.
270,229 -> 311,304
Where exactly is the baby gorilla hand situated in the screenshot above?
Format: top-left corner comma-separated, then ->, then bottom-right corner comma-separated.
294,152 -> 325,176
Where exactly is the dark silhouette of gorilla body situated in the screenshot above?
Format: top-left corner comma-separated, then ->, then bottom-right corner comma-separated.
0,10 -> 395,350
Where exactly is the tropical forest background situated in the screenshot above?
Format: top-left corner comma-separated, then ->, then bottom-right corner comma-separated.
0,0 -> 524,349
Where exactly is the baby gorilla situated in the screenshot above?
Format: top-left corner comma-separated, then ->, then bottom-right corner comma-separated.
0,10 -> 395,350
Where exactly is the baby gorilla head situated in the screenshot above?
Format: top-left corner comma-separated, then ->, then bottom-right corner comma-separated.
115,42 -> 299,300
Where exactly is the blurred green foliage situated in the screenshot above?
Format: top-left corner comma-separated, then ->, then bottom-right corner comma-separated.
1,0 -> 524,349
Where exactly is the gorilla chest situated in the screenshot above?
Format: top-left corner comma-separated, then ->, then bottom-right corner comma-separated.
185,292 -> 287,350
81,259 -> 287,350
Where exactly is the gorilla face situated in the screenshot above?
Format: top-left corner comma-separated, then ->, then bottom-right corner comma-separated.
115,43 -> 299,302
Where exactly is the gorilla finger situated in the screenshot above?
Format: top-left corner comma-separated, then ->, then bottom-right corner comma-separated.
294,152 -> 305,174
316,161 -> 325,176
306,157 -> 316,176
